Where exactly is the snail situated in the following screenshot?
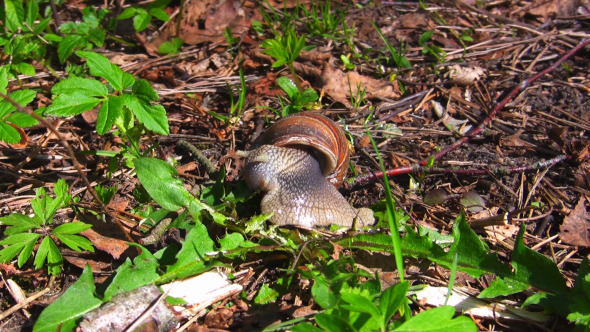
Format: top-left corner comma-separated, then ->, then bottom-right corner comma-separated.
241,112 -> 374,228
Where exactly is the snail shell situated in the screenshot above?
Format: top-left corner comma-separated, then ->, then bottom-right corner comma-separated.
257,112 -> 350,186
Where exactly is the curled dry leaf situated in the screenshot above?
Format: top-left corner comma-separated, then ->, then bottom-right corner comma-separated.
431,100 -> 472,135
445,64 -> 486,85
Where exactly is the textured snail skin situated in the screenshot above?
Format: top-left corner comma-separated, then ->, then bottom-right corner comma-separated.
243,145 -> 374,228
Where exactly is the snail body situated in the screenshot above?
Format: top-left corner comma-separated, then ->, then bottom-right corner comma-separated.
242,113 -> 374,228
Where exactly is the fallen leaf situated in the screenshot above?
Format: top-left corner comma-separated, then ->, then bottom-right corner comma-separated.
560,197 -> 590,246
81,228 -> 130,259
446,64 -> 486,85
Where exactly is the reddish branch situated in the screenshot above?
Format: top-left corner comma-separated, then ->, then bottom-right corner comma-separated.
352,38 -> 590,187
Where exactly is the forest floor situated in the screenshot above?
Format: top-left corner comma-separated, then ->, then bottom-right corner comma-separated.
1,0 -> 590,331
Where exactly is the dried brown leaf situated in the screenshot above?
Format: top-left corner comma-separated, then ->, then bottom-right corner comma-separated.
560,197 -> 590,246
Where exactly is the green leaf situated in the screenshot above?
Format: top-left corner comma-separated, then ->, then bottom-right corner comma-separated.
312,276 -> 339,309
0,122 -> 21,143
159,37 -> 183,54
340,292 -> 382,319
14,62 -> 36,76
122,94 -> 169,135
394,306 -> 476,332
4,0 -> 24,32
51,77 -> 108,97
56,234 -> 94,252
95,184 -> 117,205
0,233 -> 40,264
58,35 -> 84,64
33,265 -> 102,332
133,8 -> 151,32
0,66 -> 8,94
315,313 -> 355,332
478,277 -> 529,298
164,223 -> 215,280
33,236 -> 57,272
277,76 -> 298,99
134,157 -> 193,210
103,244 -> 160,301
117,7 -> 137,20
380,281 -> 409,325
46,92 -> 103,116
512,224 -> 567,294
76,51 -> 126,91
254,283 -> 280,304
54,178 -> 71,205
132,79 -> 159,101
218,232 -> 245,251
149,7 -> 170,22
53,222 -> 92,235
25,0 -> 39,28
96,96 -> 122,134
31,186 -> 63,225
0,89 -> 36,117
419,31 -> 434,45
6,112 -> 38,128
0,213 -> 41,235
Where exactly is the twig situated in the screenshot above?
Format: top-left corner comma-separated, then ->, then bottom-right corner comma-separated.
0,92 -> 136,243
0,287 -> 50,321
352,38 -> 590,186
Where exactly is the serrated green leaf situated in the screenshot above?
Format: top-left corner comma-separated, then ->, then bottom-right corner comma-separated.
0,122 -> 21,143
97,96 -> 122,134
58,35 -> 84,64
0,214 -> 41,234
33,236 -> 51,269
380,281 -> 409,325
47,92 -> 103,116
33,265 -> 102,332
103,244 -> 160,301
53,178 -> 71,206
218,232 -> 244,251
254,283 -> 280,304
47,236 -> 63,275
132,79 -> 159,101
134,157 -> 192,211
312,276 -> 339,309
52,77 -> 108,97
133,9 -> 151,32
76,51 -> 126,91
31,186 -> 63,224
0,66 -> 8,94
394,306 -> 476,331
56,234 -> 94,252
14,62 -> 36,76
53,222 -> 92,235
4,0 -> 25,32
6,112 -> 38,127
340,292 -> 382,319
18,239 -> 37,268
0,233 -> 40,264
149,7 -> 170,22
0,89 -> 36,117
122,94 -> 169,135
25,0 -> 39,28
315,313 -> 354,332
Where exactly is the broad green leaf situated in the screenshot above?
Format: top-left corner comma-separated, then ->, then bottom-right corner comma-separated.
53,178 -> 71,205
46,92 -> 103,116
159,37 -> 183,54
122,94 -> 169,135
47,237 -> 63,275
0,66 -> 8,94
149,7 -> 170,22
254,283 -> 280,304
291,323 -> 324,332
117,7 -> 137,20
33,236 -> 51,269
0,122 -> 21,143
478,277 -> 529,298
19,238 -> 37,268
33,266 -> 102,332
51,77 -> 108,97
277,76 -> 298,99
58,35 -> 84,64
512,224 -> 566,294
96,96 -> 123,134
380,281 -> 409,325
165,223 -> 215,279
0,89 -> 36,117
31,187 -> 62,224
134,157 -> 193,210
4,0 -> 24,32
53,222 -> 92,235
315,313 -> 354,332
312,276 -> 339,309
394,306 -> 476,331
0,213 -> 41,235
132,8 -> 151,32
76,51 -> 126,91
103,244 -> 160,301
340,292 -> 382,319
299,88 -> 319,104
14,62 -> 36,76
218,232 -> 245,251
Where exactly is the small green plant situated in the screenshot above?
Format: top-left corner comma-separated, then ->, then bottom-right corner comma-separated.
0,0 -> 52,77
116,0 -> 171,33
341,54 -> 355,70
45,51 -> 169,158
419,31 -> 446,63
276,76 -> 318,116
209,69 -> 247,125
0,66 -> 39,144
261,27 -> 314,93
0,179 -> 94,275
159,37 -> 183,54
371,21 -> 411,69
300,0 -> 344,38
348,77 -> 367,109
